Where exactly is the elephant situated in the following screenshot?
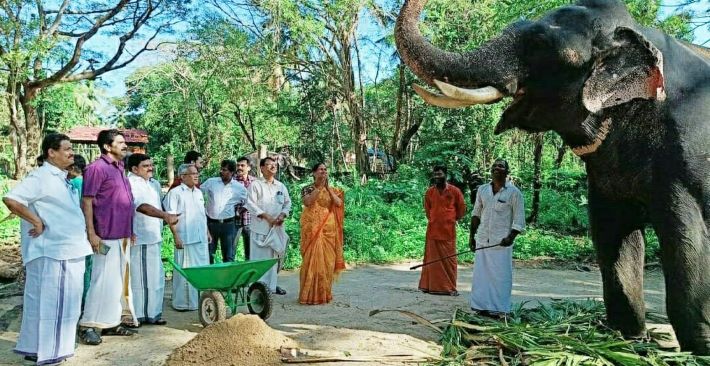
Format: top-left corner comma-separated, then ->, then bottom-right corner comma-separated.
395,0 -> 709,355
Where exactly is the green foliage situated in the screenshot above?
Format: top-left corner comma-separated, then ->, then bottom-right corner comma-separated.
439,300 -> 710,365
34,81 -> 103,132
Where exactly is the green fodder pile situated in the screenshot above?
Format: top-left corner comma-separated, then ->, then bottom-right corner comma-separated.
166,314 -> 296,366
439,300 -> 710,366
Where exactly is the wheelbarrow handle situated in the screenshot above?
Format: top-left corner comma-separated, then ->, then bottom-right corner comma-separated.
165,257 -> 190,280
409,242 -> 502,270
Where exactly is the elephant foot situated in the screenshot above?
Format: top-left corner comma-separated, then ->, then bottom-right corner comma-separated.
677,336 -> 710,356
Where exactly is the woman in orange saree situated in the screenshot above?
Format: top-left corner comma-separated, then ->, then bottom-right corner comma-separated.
299,163 -> 345,305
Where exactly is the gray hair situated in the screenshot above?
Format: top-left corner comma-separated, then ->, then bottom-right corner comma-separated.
178,163 -> 194,176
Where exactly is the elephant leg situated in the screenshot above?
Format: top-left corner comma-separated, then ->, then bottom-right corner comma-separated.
588,192 -> 647,337
650,185 -> 709,355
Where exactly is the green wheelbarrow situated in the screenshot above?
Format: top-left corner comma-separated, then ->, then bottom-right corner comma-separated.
168,257 -> 278,327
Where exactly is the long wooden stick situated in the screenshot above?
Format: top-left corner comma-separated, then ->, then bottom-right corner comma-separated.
409,242 -> 502,270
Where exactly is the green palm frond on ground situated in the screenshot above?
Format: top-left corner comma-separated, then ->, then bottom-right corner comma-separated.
437,300 -> 710,366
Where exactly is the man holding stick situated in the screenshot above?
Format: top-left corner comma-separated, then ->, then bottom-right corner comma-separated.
419,165 -> 466,296
469,159 -> 525,316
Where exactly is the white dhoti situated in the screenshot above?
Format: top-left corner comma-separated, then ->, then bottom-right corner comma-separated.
470,246 -> 514,313
172,242 -> 208,311
130,243 -> 165,322
80,238 -> 137,328
250,233 -> 280,292
15,257 -> 84,365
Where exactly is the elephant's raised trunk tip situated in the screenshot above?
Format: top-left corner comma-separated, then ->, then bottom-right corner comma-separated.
395,0 -> 436,86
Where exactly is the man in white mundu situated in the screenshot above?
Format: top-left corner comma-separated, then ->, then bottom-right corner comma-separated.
127,153 -> 179,325
163,164 -> 210,310
79,129 -> 138,345
246,157 -> 292,294
469,159 -> 525,316
2,134 -> 93,365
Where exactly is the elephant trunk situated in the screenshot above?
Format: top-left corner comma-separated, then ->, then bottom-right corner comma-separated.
395,0 -> 525,95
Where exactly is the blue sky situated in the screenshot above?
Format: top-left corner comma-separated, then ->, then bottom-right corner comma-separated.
95,0 -> 708,100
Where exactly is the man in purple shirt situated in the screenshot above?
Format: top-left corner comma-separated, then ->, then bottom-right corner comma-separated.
78,129 -> 139,345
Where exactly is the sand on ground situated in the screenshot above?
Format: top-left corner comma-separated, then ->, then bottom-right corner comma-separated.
0,262 -> 672,365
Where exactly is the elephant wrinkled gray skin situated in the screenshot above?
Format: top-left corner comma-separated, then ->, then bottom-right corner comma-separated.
395,0 -> 709,355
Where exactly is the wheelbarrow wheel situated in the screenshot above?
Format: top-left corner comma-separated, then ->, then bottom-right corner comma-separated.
247,281 -> 273,320
199,291 -> 227,327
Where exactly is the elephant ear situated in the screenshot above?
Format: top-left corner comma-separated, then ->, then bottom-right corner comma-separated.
582,27 -> 665,113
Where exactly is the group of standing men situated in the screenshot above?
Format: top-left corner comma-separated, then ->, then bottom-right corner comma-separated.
419,159 -> 525,317
2,130 -> 292,365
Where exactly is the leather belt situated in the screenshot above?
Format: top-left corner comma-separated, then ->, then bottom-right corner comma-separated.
207,216 -> 236,224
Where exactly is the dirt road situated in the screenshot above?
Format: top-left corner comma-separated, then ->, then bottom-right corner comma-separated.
0,262 -> 670,365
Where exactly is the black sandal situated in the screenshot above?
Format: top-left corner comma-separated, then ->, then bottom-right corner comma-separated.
102,325 -> 137,336
275,286 -> 287,295
79,327 -> 102,345
145,318 -> 167,325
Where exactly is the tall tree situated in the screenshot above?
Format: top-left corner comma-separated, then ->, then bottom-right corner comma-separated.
0,0 -> 187,178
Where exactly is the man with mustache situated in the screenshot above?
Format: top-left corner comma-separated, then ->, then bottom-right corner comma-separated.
246,157 -> 292,295
469,159 -> 525,318
78,129 -> 139,345
419,165 -> 466,296
3,133 -> 93,365
202,159 -> 247,263
127,153 -> 179,325
234,156 -> 255,260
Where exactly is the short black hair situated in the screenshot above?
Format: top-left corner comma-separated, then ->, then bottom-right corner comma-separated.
127,153 -> 151,172
432,165 -> 447,174
237,156 -> 251,166
184,150 -> 202,164
41,133 -> 71,159
493,159 -> 510,173
260,157 -> 275,167
311,162 -> 326,172
97,129 -> 124,154
221,159 -> 237,173
72,154 -> 87,173
36,155 -> 45,167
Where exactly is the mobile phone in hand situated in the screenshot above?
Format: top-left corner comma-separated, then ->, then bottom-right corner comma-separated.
98,242 -> 111,255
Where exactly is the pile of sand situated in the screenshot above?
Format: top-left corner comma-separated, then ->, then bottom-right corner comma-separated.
166,314 -> 297,366
0,245 -> 22,282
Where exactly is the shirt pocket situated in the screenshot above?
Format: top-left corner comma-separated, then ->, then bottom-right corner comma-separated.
494,199 -> 511,212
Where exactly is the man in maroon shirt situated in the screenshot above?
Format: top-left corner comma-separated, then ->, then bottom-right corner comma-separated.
78,129 -> 138,345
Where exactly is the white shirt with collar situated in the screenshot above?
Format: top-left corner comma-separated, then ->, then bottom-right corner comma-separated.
163,184 -> 208,245
128,173 -> 163,245
245,178 -> 292,235
472,180 -> 526,246
4,162 -> 93,264
201,177 -> 247,220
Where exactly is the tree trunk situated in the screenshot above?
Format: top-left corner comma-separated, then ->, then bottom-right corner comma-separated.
391,64 -> 405,153
394,115 -> 422,162
528,133 -> 544,224
6,91 -> 28,179
20,87 -> 43,174
554,141 -> 566,169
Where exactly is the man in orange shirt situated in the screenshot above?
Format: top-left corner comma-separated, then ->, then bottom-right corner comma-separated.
419,165 -> 466,296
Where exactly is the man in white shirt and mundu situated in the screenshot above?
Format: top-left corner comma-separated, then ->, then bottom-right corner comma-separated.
126,153 -> 179,325
246,157 -> 292,295
201,159 -> 247,263
469,159 -> 525,316
2,133 -> 93,365
163,164 -> 210,310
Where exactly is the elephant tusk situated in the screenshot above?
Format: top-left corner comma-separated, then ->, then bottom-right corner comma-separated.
412,84 -> 475,108
433,80 -> 504,105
